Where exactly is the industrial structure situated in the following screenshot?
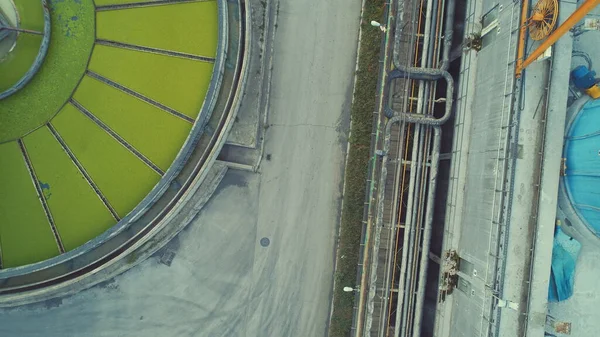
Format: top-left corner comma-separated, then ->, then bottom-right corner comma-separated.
0,0 -> 249,298
352,0 -> 600,336
2,0 -> 600,335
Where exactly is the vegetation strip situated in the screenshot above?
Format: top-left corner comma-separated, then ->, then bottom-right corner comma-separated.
86,70 -> 195,123
95,40 -> 216,63
46,123 -> 121,222
70,99 -> 165,176
95,0 -> 212,11
328,0 -> 384,336
17,139 -> 66,254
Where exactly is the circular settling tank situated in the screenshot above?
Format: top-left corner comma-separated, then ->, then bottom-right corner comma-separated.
563,98 -> 600,237
0,0 -> 220,268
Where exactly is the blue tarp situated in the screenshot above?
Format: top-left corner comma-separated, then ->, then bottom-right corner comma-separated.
548,226 -> 581,302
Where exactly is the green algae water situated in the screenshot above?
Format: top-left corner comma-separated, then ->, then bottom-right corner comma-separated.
24,127 -> 116,251
0,0 -> 218,268
73,75 -> 193,171
0,142 -> 59,267
96,1 -> 218,57
88,44 -> 214,118
52,104 -> 161,218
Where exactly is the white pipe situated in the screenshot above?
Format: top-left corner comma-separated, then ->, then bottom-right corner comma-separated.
394,125 -> 421,337
377,123 -> 407,336
394,0 -> 436,334
412,126 -> 441,337
400,123 -> 425,336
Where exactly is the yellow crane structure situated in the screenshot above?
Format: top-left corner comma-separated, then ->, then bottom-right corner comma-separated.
516,0 -> 600,77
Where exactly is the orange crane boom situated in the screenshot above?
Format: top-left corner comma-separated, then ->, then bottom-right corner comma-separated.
516,0 -> 600,77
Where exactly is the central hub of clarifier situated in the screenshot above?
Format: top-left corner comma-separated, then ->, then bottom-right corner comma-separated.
0,0 -> 50,101
0,0 -> 19,60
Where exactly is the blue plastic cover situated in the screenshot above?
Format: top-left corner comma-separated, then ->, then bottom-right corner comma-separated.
548,226 -> 581,302
571,65 -> 597,89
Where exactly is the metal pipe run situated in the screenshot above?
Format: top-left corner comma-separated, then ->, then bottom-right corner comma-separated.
392,0 -> 455,72
386,68 -> 454,125
410,4 -> 445,334
384,119 -> 445,337
387,0 -> 456,334
388,0 -> 456,126
392,0 -> 438,331
394,133 -> 418,337
439,0 -> 454,71
376,122 -> 407,335
362,0 -> 452,335
411,126 -> 441,337
400,123 -> 425,336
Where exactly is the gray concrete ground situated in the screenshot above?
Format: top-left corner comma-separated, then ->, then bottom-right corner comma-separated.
434,0 -> 572,336
524,2 -> 575,336
435,1 -> 525,335
0,0 -> 361,335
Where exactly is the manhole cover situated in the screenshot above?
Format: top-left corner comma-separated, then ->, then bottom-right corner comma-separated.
260,237 -> 270,247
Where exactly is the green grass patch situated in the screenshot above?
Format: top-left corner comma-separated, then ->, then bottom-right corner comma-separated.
0,0 -> 94,142
24,126 -> 116,252
74,75 -> 192,171
0,141 -> 59,267
88,44 -> 215,119
52,104 -> 160,218
97,1 -> 218,57
328,0 -> 384,336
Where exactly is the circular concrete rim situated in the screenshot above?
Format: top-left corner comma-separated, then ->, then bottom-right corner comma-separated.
0,0 -> 250,305
0,0 -> 51,100
0,0 -> 228,280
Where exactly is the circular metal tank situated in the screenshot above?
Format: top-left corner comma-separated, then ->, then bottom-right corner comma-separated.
562,97 -> 600,236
